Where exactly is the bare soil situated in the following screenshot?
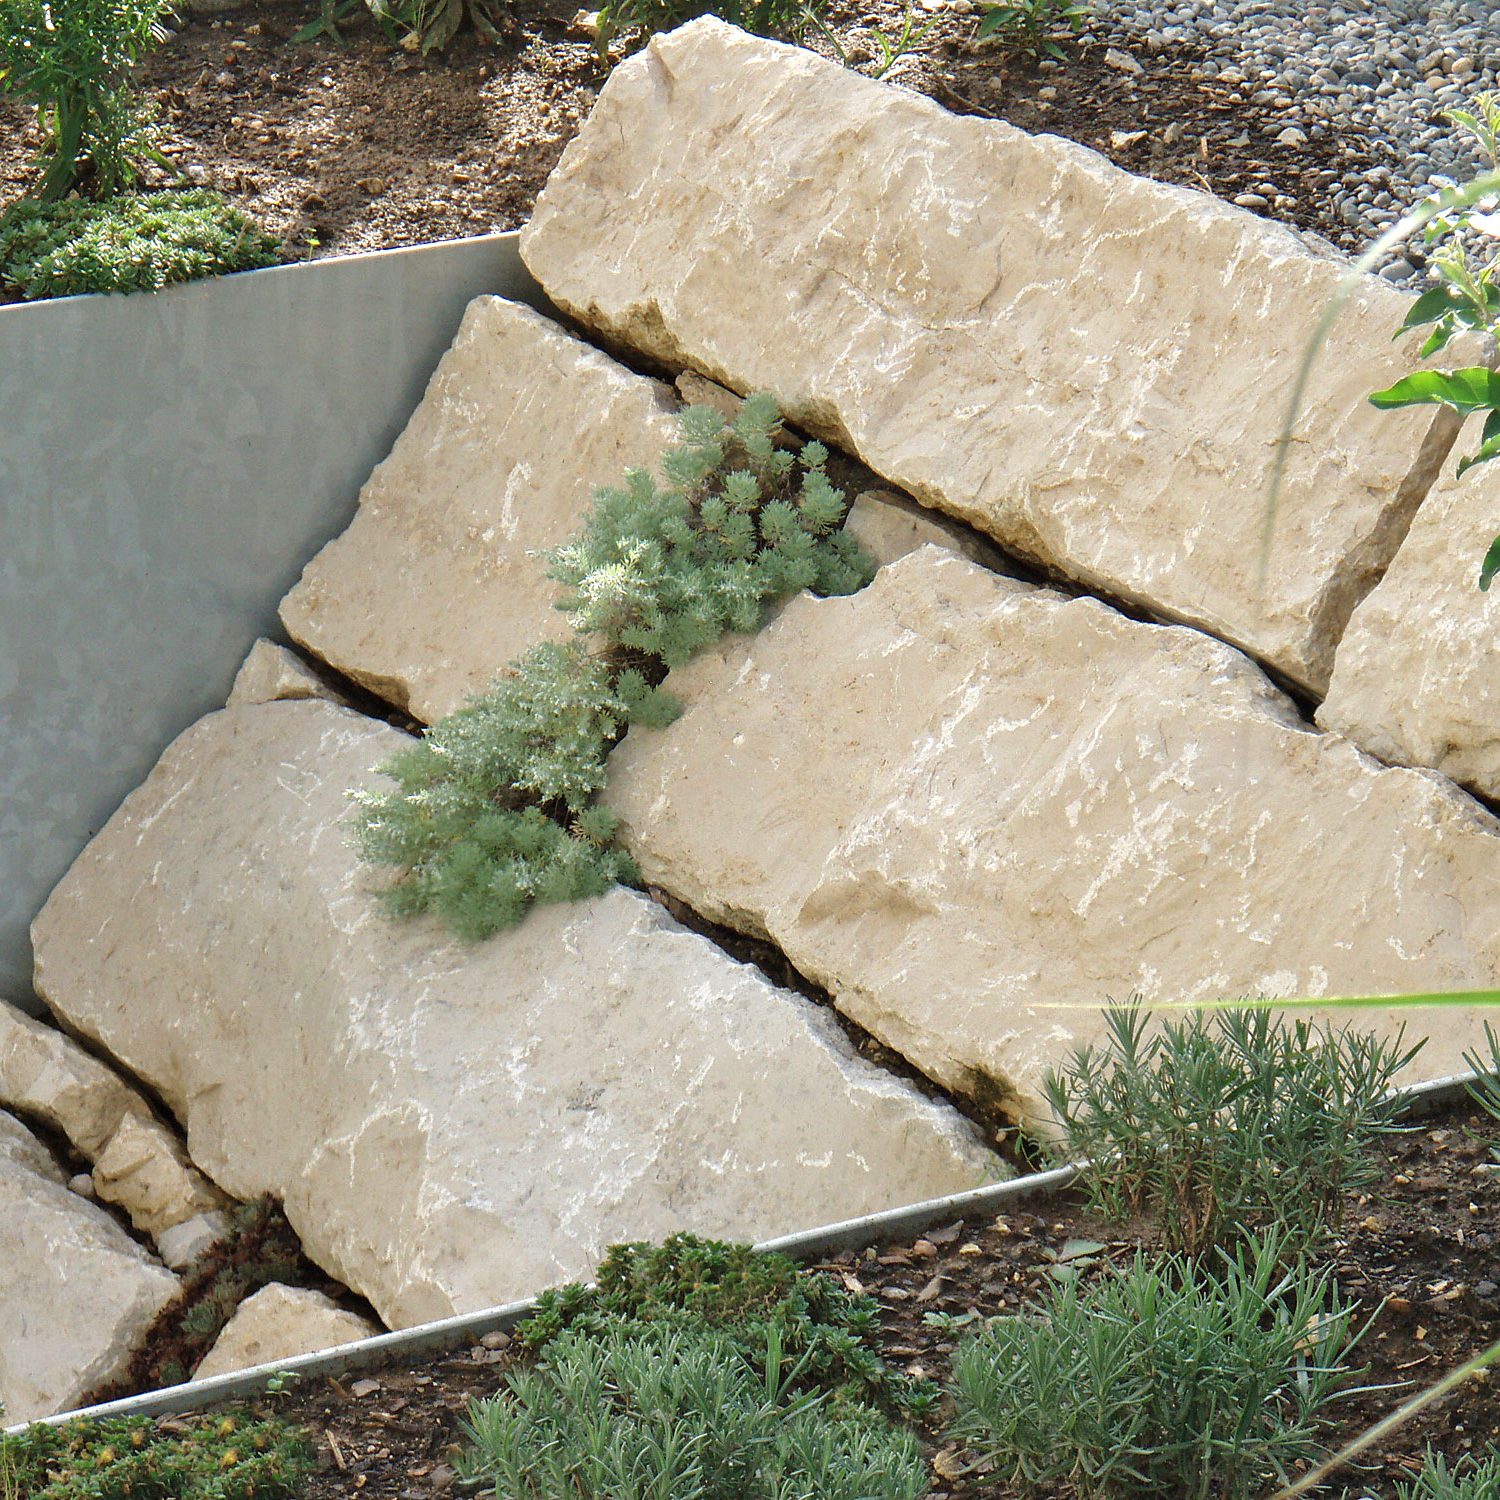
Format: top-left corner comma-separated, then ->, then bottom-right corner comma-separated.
0,1 -> 1362,268
168,1100 -> 1500,1499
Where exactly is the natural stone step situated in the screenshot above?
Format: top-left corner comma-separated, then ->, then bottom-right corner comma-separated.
278,297 -> 680,723
519,18 -> 1457,696
605,546 -> 1499,1120
31,700 -> 1000,1328
0,1110 -> 179,1421
0,1000 -> 227,1239
192,1285 -> 379,1382
1319,463 -> 1500,799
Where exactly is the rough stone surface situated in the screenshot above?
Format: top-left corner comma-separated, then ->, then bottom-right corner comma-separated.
607,547 -> 1500,1120
156,1211 -> 231,1271
845,490 -> 1009,572
0,1000 -> 226,1237
1319,463 -> 1500,799
0,1110 -> 179,1422
227,639 -> 349,709
279,297 -> 680,723
31,700 -> 1000,1328
192,1285 -> 380,1381
519,19 -> 1459,694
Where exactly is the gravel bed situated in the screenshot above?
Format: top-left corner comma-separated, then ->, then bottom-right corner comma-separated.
1082,0 -> 1500,280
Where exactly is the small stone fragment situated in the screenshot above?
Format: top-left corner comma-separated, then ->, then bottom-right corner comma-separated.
193,1285 -> 380,1381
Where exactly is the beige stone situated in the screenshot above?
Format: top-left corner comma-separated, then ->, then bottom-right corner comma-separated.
156,1211 -> 231,1271
192,1285 -> 379,1381
279,297 -> 680,723
606,546 -> 1500,1121
227,639 -> 349,709
0,1000 -> 225,1238
844,489 -> 1009,572
519,20 -> 1459,694
0,1111 -> 179,1422
31,700 -> 1000,1328
1319,462 -> 1500,798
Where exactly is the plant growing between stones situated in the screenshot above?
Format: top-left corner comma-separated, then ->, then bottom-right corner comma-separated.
352,395 -> 874,941
459,1323 -> 930,1500
517,1233 -> 933,1414
0,191 -> 281,300
1043,1005 -> 1418,1259
0,0 -> 170,200
949,1231 -> 1365,1500
0,1411 -> 310,1499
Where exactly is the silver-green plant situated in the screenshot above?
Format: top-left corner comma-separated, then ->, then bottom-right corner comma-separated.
1397,1450 -> 1500,1500
1043,1005 -> 1419,1259
459,1323 -> 930,1500
950,1231 -> 1365,1500
351,395 -> 874,941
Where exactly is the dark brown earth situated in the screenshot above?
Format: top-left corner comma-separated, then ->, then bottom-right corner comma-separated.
0,0 -> 1365,270
168,1100 -> 1500,1499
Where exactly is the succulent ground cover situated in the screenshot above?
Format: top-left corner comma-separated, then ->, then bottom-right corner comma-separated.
97,1093 -> 1500,1500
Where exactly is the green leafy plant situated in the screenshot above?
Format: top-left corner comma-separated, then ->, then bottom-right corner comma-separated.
589,0 -> 825,60
950,1231 -> 1364,1500
1043,1005 -> 1419,1259
0,190 -> 280,301
295,0 -> 508,54
974,0 -> 1089,58
0,1411 -> 310,1500
352,395 -> 874,941
1397,1449 -> 1500,1500
0,0 -> 170,200
1369,92 -> 1500,588
460,1322 -> 930,1500
516,1233 -> 931,1415
863,4 -> 941,79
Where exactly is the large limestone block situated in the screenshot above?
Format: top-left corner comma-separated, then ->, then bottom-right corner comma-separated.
606,547 -> 1500,1120
31,700 -> 998,1328
1319,465 -> 1500,798
279,297 -> 680,723
519,19 -> 1457,695
192,1285 -> 379,1381
0,1111 -> 179,1422
0,1001 -> 226,1237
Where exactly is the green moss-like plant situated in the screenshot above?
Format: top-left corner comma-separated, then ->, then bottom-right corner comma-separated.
0,1410 -> 310,1500
351,394 -> 875,941
515,1233 -> 932,1416
0,190 -> 281,301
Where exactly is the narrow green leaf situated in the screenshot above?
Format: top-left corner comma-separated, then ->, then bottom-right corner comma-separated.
1397,285 -> 1455,334
1480,534 -> 1500,592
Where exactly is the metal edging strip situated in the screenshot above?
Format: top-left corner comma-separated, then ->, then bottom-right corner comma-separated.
11,1062 -> 1491,1433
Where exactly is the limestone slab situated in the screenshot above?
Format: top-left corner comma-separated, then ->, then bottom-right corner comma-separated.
227,639 -> 350,709
1319,463 -> 1500,798
606,546 -> 1500,1120
0,1111 -> 179,1422
0,1000 -> 226,1238
279,297 -> 680,723
31,700 -> 999,1328
519,20 -> 1457,694
192,1285 -> 379,1381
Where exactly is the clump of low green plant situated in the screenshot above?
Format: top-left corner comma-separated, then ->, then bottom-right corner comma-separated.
1044,1005 -> 1419,1259
0,0 -> 169,200
950,1231 -> 1364,1500
589,0 -> 825,61
517,1233 -> 930,1414
460,1322 -> 930,1500
0,1410 -> 311,1500
296,0 -> 510,54
352,395 -> 874,941
1397,1448 -> 1500,1499
0,191 -> 281,301
974,0 -> 1089,59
